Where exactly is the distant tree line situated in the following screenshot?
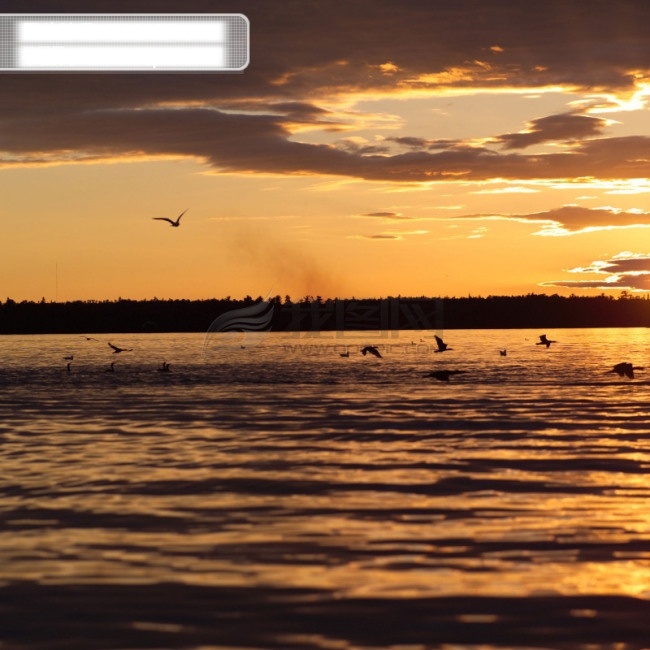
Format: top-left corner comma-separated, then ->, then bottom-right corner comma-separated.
1,293 -> 650,335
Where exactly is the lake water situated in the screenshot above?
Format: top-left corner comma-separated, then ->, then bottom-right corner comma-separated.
2,328 -> 650,649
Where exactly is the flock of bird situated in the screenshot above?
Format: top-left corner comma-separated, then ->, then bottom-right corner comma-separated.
349,334 -> 644,382
64,337 -> 170,374
63,323 -> 641,383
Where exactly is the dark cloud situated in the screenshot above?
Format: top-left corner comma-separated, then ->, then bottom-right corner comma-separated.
2,1 -> 650,182
544,276 -> 650,290
337,140 -> 391,155
543,253 -> 650,291
430,205 -> 650,238
269,102 -> 331,118
602,257 -> 650,273
4,1 -> 650,99
361,212 -> 411,220
497,112 -> 608,150
389,137 -> 432,149
388,137 -> 460,152
528,206 -> 650,233
2,100 -> 650,183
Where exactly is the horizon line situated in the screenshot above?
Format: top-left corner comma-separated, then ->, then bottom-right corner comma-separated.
2,291 -> 645,305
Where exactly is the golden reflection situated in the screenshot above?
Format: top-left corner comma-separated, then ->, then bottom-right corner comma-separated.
3,331 -> 650,606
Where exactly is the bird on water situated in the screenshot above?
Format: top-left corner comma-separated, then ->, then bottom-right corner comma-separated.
607,362 -> 644,379
433,335 -> 451,353
158,361 -> 171,372
361,345 -> 382,359
426,369 -> 466,382
152,209 -> 187,227
108,342 -> 133,354
536,334 -> 556,348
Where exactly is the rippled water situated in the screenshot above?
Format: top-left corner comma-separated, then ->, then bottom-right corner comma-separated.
2,328 -> 650,649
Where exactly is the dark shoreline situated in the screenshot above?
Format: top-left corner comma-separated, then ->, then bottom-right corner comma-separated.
2,293 -> 650,334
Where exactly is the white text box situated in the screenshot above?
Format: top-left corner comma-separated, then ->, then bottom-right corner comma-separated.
18,45 -> 225,69
18,20 -> 225,44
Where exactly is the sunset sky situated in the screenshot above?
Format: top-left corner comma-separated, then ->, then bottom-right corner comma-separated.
3,0 -> 650,302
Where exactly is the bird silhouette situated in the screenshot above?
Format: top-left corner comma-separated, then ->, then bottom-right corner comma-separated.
63,354 -> 74,360
433,335 -> 451,353
607,362 -> 644,379
536,334 -> 556,348
361,345 -> 382,359
426,369 -> 466,382
340,351 -> 350,357
108,342 -> 133,353
500,349 -> 507,356
158,360 -> 171,372
152,209 -> 187,227
80,336 -> 99,341
106,362 -> 115,372
66,362 -> 71,372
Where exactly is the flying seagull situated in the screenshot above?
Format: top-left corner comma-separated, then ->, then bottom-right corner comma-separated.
536,334 -> 556,348
433,335 -> 451,353
607,362 -> 644,379
63,354 -> 74,360
361,345 -> 382,359
153,209 -> 187,227
80,336 -> 99,341
426,369 -> 466,382
108,342 -> 133,354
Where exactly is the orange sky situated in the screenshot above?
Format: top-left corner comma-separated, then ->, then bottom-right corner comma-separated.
3,0 -> 650,302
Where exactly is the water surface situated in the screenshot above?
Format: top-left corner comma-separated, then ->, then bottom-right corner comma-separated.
1,329 -> 650,649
